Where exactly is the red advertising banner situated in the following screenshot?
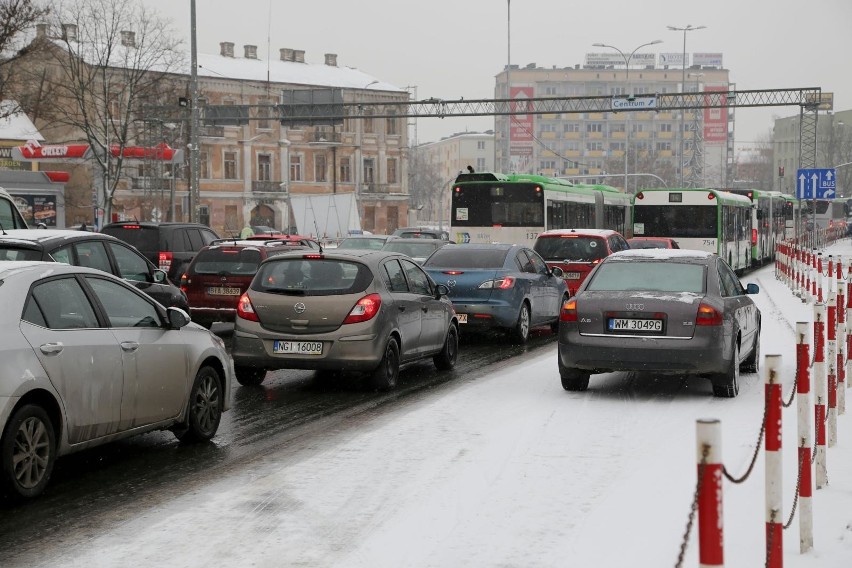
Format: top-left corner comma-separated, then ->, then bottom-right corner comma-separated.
12,141 -> 183,162
703,86 -> 728,144
509,87 -> 534,144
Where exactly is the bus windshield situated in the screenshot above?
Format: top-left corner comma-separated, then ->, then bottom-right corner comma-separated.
452,183 -> 544,227
633,205 -> 717,239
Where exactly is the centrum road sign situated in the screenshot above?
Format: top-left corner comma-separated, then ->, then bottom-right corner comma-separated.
611,95 -> 657,110
797,168 -> 837,199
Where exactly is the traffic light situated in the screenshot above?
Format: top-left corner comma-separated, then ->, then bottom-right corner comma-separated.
778,166 -> 785,178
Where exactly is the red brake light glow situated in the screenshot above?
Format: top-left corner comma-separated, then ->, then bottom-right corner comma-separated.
751,229 -> 758,245
695,303 -> 723,326
303,254 -> 324,260
343,293 -> 382,324
122,225 -> 141,229
236,293 -> 259,322
560,298 -> 578,322
443,270 -> 464,275
707,192 -> 716,200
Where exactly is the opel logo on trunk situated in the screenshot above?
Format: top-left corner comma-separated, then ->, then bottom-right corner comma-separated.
294,302 -> 306,313
447,280 -> 457,287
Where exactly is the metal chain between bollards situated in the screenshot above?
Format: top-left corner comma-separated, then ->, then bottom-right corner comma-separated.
723,391 -> 768,484
783,437 -> 806,530
765,509 -> 778,568
675,444 -> 709,568
782,375 -> 798,408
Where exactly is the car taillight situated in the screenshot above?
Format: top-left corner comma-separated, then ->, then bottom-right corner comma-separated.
478,277 -> 515,290
751,229 -> 757,245
180,273 -> 189,293
236,293 -> 259,322
695,302 -> 723,326
159,251 -> 173,272
343,293 -> 382,324
560,298 -> 578,322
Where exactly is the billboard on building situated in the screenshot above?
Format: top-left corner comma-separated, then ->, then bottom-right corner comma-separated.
659,53 -> 688,67
693,53 -> 724,67
703,86 -> 729,144
585,53 -> 656,67
509,87 -> 534,173
11,193 -> 58,227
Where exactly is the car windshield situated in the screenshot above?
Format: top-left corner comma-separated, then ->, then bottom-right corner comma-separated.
534,236 -> 607,261
423,248 -> 508,269
254,258 -> 372,296
191,248 -> 262,276
0,247 -> 41,261
585,261 -> 706,293
383,242 -> 439,258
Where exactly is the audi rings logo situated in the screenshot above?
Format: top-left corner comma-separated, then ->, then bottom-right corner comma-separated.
293,302 -> 307,314
447,280 -> 457,287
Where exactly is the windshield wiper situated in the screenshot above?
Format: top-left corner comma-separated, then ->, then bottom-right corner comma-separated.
264,287 -> 306,295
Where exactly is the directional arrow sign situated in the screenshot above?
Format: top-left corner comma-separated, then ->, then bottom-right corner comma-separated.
796,168 -> 837,199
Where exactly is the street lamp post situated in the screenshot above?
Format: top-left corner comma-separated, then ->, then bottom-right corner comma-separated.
668,24 -> 706,188
506,0 -> 511,173
592,40 -> 662,193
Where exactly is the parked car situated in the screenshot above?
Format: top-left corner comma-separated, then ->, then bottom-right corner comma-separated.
533,228 -> 630,296
231,249 -> 459,389
381,238 -> 452,264
0,229 -> 189,311
627,237 -> 680,249
0,261 -> 233,500
336,235 -> 397,251
101,221 -> 220,281
244,233 -> 321,249
557,249 -> 761,398
391,227 -> 452,241
422,243 -> 567,343
181,239 -> 311,328
0,188 -> 29,229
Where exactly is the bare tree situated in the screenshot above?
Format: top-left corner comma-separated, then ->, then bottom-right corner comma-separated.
38,0 -> 184,221
408,149 -> 448,224
0,0 -> 51,115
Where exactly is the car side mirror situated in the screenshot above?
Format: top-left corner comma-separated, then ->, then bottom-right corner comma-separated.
167,307 -> 191,329
435,283 -> 450,299
550,266 -> 564,278
745,283 -> 759,295
152,268 -> 167,283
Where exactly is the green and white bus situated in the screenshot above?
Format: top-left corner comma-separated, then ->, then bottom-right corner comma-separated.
449,172 -> 632,245
725,188 -> 786,266
632,188 -> 753,272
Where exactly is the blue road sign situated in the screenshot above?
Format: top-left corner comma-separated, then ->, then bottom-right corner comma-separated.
797,168 -> 837,199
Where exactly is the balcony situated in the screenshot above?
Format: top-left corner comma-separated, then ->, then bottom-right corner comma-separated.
361,183 -> 390,194
200,126 -> 225,138
130,177 -> 171,190
252,181 -> 285,192
305,131 -> 343,144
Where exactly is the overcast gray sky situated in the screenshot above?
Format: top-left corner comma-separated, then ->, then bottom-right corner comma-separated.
142,0 -> 851,156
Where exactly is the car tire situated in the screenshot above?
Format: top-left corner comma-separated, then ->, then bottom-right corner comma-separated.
741,328 -> 760,374
559,357 -> 590,391
712,341 -> 740,398
433,325 -> 459,371
235,366 -> 266,386
1,404 -> 56,500
510,302 -> 531,344
370,338 -> 400,391
175,366 -> 223,443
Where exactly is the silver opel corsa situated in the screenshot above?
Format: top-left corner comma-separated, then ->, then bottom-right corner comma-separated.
0,261 -> 234,500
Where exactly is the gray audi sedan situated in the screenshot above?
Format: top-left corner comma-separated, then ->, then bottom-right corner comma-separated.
557,249 -> 760,398
231,249 -> 459,390
0,262 -> 233,500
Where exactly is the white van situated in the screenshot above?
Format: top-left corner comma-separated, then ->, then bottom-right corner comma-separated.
0,187 -> 29,230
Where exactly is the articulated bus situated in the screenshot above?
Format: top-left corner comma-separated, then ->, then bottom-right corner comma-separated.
725,189 -> 786,267
632,188 -> 753,272
449,172 -> 632,245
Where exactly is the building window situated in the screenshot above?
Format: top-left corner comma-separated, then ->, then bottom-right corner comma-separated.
223,151 -> 237,179
225,205 -> 238,232
257,153 -> 271,181
199,150 -> 210,179
363,109 -> 374,134
541,124 -> 557,132
544,86 -> 557,95
658,123 -> 673,133
611,123 -> 626,133
198,205 -> 210,227
363,158 -> 375,183
290,155 -> 303,181
257,101 -> 272,130
564,123 -> 580,133
610,142 -> 625,151
386,111 -> 398,135
586,142 -> 604,151
477,141 -> 486,150
540,160 -> 556,170
586,123 -> 603,133
339,157 -> 351,182
387,158 -> 397,184
656,142 -> 672,152
315,153 -> 327,182
476,157 -> 486,171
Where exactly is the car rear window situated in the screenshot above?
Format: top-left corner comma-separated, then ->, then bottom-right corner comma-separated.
191,248 -> 263,276
534,236 -> 607,261
102,226 -> 159,251
0,246 -> 41,261
396,232 -> 439,239
423,248 -> 508,269
586,261 -> 706,293
253,258 -> 372,296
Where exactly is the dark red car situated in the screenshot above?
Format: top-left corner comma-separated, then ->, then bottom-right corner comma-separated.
627,237 -> 680,249
533,229 -> 630,296
245,234 -> 321,250
180,239 -> 310,328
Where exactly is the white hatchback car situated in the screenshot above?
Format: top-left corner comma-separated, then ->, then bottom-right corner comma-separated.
0,261 -> 234,500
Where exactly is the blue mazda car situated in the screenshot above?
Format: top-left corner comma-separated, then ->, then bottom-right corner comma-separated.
422,243 -> 566,343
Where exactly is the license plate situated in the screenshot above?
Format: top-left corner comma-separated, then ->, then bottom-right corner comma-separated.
273,340 -> 323,355
608,318 -> 663,332
208,287 -> 241,296
457,313 -> 468,323
565,272 -> 581,280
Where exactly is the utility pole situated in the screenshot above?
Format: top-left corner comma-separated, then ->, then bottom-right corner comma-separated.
189,0 -> 200,223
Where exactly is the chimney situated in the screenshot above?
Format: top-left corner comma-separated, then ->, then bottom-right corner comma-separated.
244,44 -> 257,59
280,48 -> 294,61
293,49 -> 305,63
220,42 -> 234,58
61,23 -> 77,42
120,30 -> 136,48
324,53 -> 338,67
36,23 -> 48,39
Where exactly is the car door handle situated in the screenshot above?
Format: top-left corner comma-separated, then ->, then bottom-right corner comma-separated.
120,341 -> 140,352
421,306 -> 428,313
398,306 -> 406,312
39,342 -> 64,355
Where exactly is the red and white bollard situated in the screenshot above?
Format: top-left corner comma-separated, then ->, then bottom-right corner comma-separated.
827,272 -> 838,448
765,355 -> 783,568
697,418 -> 724,568
796,322 -> 813,552
817,252 -> 823,304
814,302 -> 828,489
838,261 -> 846,416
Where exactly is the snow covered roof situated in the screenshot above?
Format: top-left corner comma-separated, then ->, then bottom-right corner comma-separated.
0,101 -> 44,142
